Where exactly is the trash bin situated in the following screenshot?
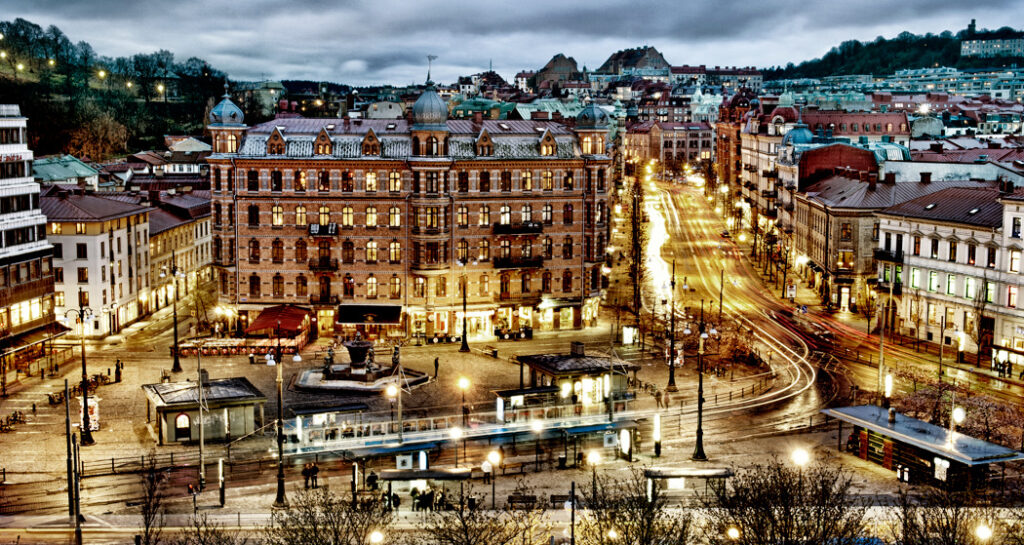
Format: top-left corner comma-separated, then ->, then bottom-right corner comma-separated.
557,455 -> 567,469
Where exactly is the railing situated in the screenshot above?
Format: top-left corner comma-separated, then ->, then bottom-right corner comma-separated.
761,190 -> 777,199
411,226 -> 449,236
0,105 -> 21,117
873,248 -> 904,263
308,258 -> 339,271
875,281 -> 903,296
492,221 -> 544,235
309,294 -> 339,305
493,256 -> 544,269
0,277 -> 53,307
411,261 -> 448,271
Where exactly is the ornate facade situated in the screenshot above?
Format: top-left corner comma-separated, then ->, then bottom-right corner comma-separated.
206,88 -> 612,341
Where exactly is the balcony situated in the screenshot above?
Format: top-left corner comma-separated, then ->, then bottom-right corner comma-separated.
761,190 -> 777,199
308,223 -> 339,237
0,277 -> 54,307
493,256 -> 544,269
499,291 -> 543,304
873,248 -> 904,263
492,221 -> 544,235
762,169 -> 779,179
410,226 -> 450,236
309,294 -> 340,305
411,261 -> 449,272
308,257 -> 339,271
875,281 -> 903,296
763,208 -> 778,219
784,202 -> 795,212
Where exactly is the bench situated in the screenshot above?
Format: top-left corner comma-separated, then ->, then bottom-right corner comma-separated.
473,345 -> 499,358
549,494 -> 572,509
506,494 -> 537,509
501,462 -> 528,476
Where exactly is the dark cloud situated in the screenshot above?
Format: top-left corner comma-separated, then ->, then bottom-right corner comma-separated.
6,0 -> 1020,85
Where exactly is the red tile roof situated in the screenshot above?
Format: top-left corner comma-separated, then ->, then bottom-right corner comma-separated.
40,189 -> 150,221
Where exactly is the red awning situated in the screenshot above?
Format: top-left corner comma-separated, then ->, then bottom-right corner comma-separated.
244,305 -> 310,335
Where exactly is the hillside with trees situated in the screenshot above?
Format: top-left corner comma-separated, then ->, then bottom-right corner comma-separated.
0,18 -> 228,159
763,26 -> 1024,80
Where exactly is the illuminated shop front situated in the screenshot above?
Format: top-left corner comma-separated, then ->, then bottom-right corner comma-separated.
514,342 -> 639,404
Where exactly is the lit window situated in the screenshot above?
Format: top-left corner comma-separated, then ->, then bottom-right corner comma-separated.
272,205 -> 283,226
365,172 -> 378,192
366,207 -> 377,227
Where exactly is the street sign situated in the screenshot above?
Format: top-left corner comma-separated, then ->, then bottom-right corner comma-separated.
787,285 -> 797,299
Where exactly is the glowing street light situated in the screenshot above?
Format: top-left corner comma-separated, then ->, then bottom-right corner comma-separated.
791,448 -> 810,468
976,523 -> 992,542
952,406 -> 966,425
487,450 -> 501,509
587,450 -> 601,491
726,527 -> 741,540
48,58 -> 55,67
97,69 -> 106,79
607,529 -> 620,540
126,81 -> 133,89
368,530 -> 385,544
531,420 -> 544,472
449,426 -> 463,466
458,376 -> 471,425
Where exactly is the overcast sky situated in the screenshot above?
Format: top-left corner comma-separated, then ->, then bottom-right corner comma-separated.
7,0 -> 1023,86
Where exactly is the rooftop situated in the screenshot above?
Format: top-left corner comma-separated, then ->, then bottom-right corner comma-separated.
877,187 -> 1004,227
142,377 -> 266,408
804,176 -> 996,210
32,155 -> 99,182
822,405 -> 1024,466
39,188 -> 151,222
516,350 -> 640,376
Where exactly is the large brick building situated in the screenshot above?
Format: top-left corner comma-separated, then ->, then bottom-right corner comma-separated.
206,87 -> 612,342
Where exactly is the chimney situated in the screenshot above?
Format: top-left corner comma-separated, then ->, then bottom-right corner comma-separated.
988,140 -> 1001,149
148,189 -> 161,204
920,172 -> 932,184
473,111 -> 483,124
859,171 -> 868,183
531,111 -> 549,120
570,341 -> 585,357
552,111 -> 563,121
884,172 -> 896,184
975,154 -> 989,163
929,142 -> 944,153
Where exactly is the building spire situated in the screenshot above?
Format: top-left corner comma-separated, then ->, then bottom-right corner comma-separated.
426,55 -> 438,86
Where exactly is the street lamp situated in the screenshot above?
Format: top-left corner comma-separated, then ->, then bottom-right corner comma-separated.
531,420 -> 544,472
63,288 -> 95,445
726,527 -> 741,541
458,376 -> 470,426
684,300 -> 717,461
791,447 -> 810,468
458,259 -> 476,352
587,450 -> 601,492
667,260 -> 678,392
385,382 -> 403,442
268,349 -> 301,507
368,530 -> 385,544
160,250 -> 185,373
487,449 -> 501,509
976,523 -> 993,542
449,426 -> 463,466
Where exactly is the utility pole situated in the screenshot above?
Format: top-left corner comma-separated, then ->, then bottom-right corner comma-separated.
197,341 -> 206,490
667,260 -> 677,392
692,300 -> 708,461
877,279 -> 894,407
65,379 -> 73,518
170,250 -> 183,373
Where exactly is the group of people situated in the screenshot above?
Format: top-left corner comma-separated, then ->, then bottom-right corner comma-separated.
993,360 -> 1022,380
409,487 -> 452,512
301,462 -> 320,489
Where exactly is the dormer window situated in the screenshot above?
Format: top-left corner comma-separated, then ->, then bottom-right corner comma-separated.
540,131 -> 557,156
426,136 -> 439,156
476,131 -> 493,157
362,130 -> 380,156
267,128 -> 286,155
581,135 -> 593,154
315,128 -> 333,155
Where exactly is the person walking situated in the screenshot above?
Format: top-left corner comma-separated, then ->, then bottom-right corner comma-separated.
434,357 -> 439,379
311,462 -> 320,488
655,389 -> 663,409
302,463 -> 311,489
481,459 -> 492,484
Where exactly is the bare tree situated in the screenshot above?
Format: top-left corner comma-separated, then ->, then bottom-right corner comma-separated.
628,177 -> 648,318
418,483 -> 550,545
263,487 -> 392,545
579,467 -> 695,545
886,488 -> 1005,545
699,457 -> 867,545
966,274 -> 990,367
909,289 -> 924,352
860,292 -> 878,335
139,454 -> 167,545
170,512 -> 251,545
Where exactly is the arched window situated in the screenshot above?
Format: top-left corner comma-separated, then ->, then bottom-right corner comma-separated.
389,171 -> 402,192
366,276 -> 378,298
542,271 -> 552,292
365,172 -> 378,192
249,274 -> 261,296
563,172 -> 574,191
389,241 -> 401,263
543,237 -> 553,259
294,170 -> 307,192
479,205 -> 491,226
521,171 -> 533,191
272,205 -> 283,226
319,206 -> 330,226
521,204 -> 532,223
341,206 -> 354,227
542,170 -> 553,190
427,136 -> 439,156
273,274 -> 284,297
389,206 -> 402,227
389,276 -> 402,298
411,136 -> 421,156
295,205 -> 307,226
214,203 -> 222,228
341,240 -> 354,264
343,274 -> 355,297
213,236 -> 222,263
271,171 -> 283,192
479,239 -> 490,261
500,171 -> 512,191
318,171 -> 330,192
247,205 -> 259,227
318,276 -> 331,298
499,205 -> 511,225
248,239 -> 260,263
366,241 -> 378,263
479,274 -> 489,296
582,135 -> 593,155
247,170 -> 259,192
341,171 -> 354,192
457,206 -> 468,227
562,270 -> 572,292
366,206 -> 378,227
500,239 -> 511,258
563,204 -> 573,225
542,204 -> 553,224
271,239 -> 284,263
500,273 -> 511,295
457,239 -> 469,262
521,273 -> 531,293
479,171 -> 490,192
521,239 -> 532,258
563,236 -> 573,259
297,275 -> 308,297
175,413 -> 191,441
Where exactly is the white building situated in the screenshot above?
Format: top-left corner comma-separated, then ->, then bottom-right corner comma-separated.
42,187 -> 151,337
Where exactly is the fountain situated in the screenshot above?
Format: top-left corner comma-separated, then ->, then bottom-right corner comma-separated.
296,337 -> 428,394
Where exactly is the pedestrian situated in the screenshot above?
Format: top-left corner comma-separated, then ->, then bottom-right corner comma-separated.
31,403 -> 36,416
433,357 -> 439,379
367,470 -> 379,491
392,493 -> 401,510
249,352 -> 256,366
662,390 -> 670,409
311,462 -> 319,488
481,459 -> 492,484
655,389 -> 663,409
302,463 -> 311,489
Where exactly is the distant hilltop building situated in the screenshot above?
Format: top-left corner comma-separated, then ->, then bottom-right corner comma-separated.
961,19 -> 1024,58
535,54 -> 584,88
596,46 -> 670,75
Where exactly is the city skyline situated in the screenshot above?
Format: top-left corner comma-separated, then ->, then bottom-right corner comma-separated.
6,0 -> 1021,85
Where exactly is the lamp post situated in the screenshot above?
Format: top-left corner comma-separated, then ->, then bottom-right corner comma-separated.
196,339 -> 206,490
685,300 -> 717,462
385,383 -> 403,443
458,376 -> 470,426
449,426 -> 463,466
531,420 -> 544,472
587,450 -> 601,492
64,288 -> 95,445
667,260 -> 678,392
267,347 -> 301,507
458,260 -> 475,352
487,450 -> 501,509
161,250 -> 184,373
